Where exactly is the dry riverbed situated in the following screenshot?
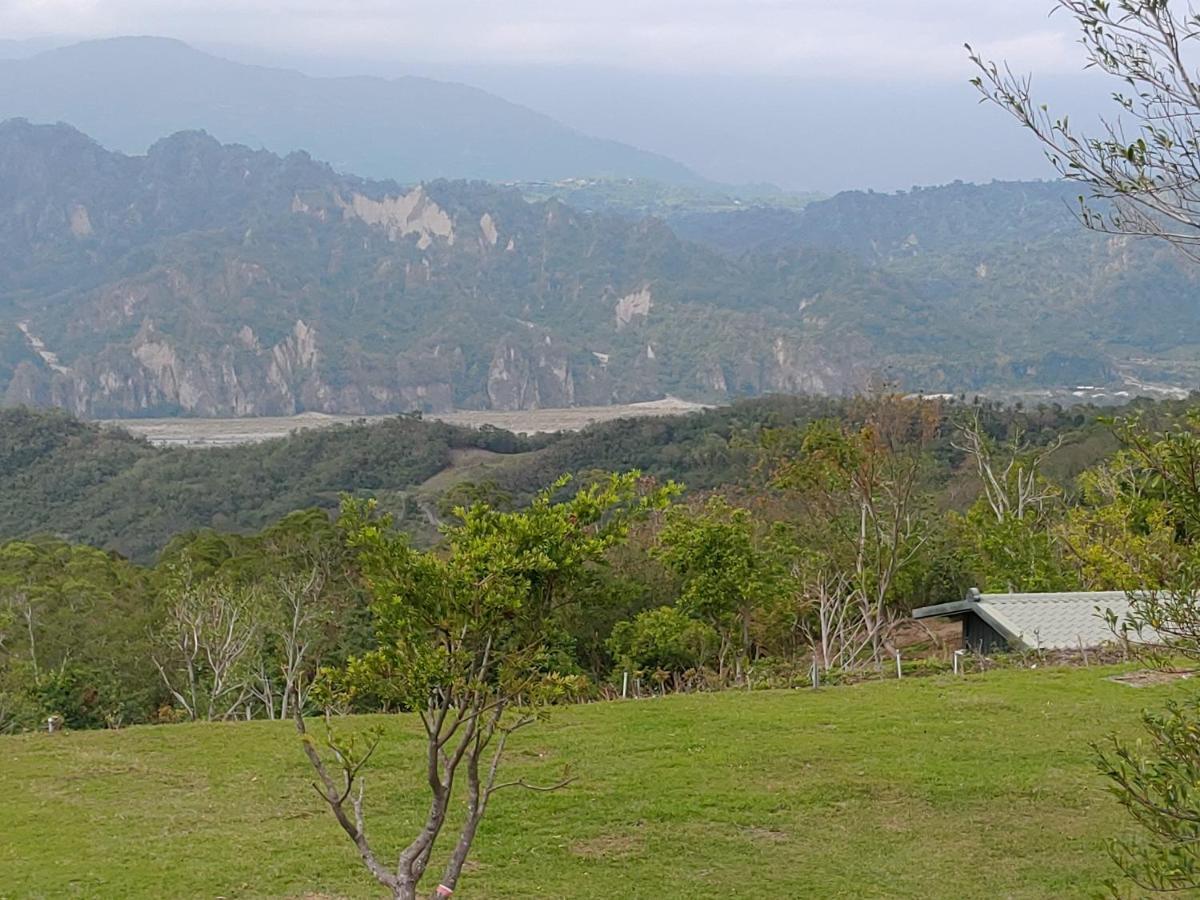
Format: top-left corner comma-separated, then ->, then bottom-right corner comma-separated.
104,398 -> 709,446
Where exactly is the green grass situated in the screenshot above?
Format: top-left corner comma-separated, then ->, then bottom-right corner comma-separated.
414,447 -> 535,498
0,665 -> 1188,899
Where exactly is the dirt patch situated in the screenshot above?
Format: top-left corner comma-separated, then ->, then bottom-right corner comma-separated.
740,825 -> 790,845
1109,668 -> 1195,688
569,831 -> 645,860
892,618 -> 959,657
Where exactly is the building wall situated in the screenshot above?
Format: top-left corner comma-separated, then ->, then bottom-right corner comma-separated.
963,614 -> 1011,653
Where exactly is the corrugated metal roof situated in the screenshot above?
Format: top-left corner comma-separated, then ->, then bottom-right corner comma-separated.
913,590 -> 1151,650
978,592 -> 1130,651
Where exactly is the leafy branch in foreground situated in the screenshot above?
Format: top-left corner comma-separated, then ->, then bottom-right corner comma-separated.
296,472 -> 676,900
970,0 -> 1200,260
1084,413 -> 1200,893
1097,698 -> 1200,895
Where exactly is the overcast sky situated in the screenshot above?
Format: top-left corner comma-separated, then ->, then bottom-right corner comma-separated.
0,1 -> 1080,77
0,1 -> 1098,190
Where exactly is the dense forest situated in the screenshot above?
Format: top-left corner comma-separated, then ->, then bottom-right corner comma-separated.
0,406 -> 544,560
2,391 -> 1191,733
0,396 -> 1114,562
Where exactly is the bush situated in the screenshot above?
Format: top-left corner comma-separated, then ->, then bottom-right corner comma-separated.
607,606 -> 718,675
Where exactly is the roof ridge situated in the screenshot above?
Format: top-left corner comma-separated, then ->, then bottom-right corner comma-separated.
983,591 -> 1128,602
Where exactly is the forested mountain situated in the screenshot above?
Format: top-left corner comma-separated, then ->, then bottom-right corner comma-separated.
669,180 -> 1083,256
2,122 -> 1200,418
0,120 -> 861,417
672,179 -> 1200,397
0,37 -> 699,185
0,399 -> 1118,563
0,406 -> 540,561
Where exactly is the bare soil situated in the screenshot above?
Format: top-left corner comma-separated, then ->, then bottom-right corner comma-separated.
569,831 -> 645,860
1108,668 -> 1195,687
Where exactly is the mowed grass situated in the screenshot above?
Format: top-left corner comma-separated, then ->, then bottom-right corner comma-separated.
1,666 -> 1189,899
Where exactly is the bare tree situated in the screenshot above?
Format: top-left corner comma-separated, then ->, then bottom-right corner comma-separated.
153,574 -> 260,721
951,412 -> 1062,523
771,396 -> 938,668
0,586 -> 40,679
794,556 -> 909,673
13,592 -> 37,679
249,566 -> 334,720
798,567 -> 862,671
970,0 -> 1200,261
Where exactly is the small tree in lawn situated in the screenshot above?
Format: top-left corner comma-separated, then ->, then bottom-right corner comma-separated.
296,472 -> 674,900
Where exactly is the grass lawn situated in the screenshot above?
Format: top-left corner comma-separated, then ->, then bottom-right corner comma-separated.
0,665 -> 1189,899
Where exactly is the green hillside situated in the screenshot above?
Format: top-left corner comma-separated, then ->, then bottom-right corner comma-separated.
0,406 -> 539,561
0,398 -> 1118,563
0,665 -> 1182,899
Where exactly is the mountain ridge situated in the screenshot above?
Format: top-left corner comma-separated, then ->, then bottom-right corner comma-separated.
0,120 -> 862,417
3,121 -> 1200,418
0,36 -> 704,185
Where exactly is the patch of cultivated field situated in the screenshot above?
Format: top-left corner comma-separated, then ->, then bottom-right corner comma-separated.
103,398 -> 709,447
0,666 -> 1184,899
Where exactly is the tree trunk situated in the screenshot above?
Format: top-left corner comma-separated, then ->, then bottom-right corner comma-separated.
740,606 -> 752,687
22,599 -> 38,678
439,780 -> 483,896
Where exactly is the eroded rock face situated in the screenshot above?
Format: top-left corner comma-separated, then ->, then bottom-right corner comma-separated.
333,187 -> 455,249
6,319 -> 459,417
69,205 -> 93,237
6,309 -> 866,416
486,336 -> 578,411
479,212 -> 499,247
614,287 -> 652,329
762,336 -> 847,394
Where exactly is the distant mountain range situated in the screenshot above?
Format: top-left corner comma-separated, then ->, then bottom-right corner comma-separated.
0,37 -> 702,185
0,119 -> 860,417
1,120 -> 1199,418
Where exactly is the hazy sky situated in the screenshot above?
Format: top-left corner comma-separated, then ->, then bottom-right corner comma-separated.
0,1 -> 1100,191
0,1 -> 1079,76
